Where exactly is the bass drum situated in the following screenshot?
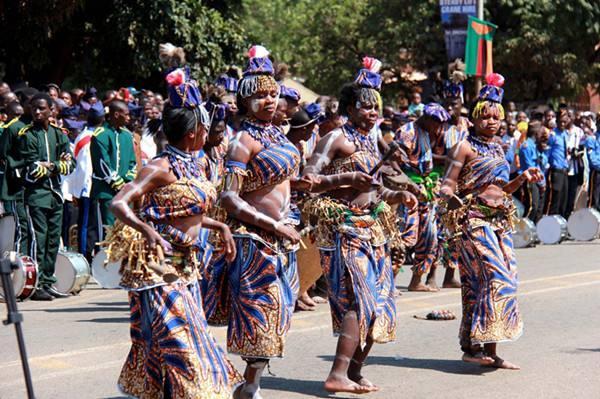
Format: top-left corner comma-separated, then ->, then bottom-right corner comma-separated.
0,255 -> 38,302
536,215 -> 568,245
567,208 -> 600,241
53,251 -> 91,295
513,218 -> 538,248
91,249 -> 123,289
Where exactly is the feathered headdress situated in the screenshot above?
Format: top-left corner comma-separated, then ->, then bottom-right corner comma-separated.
354,56 -> 383,91
160,43 -> 208,128
478,73 -> 505,103
238,45 -> 278,99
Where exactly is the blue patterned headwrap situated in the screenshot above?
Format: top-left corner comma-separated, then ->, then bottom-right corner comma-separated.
214,75 -> 238,93
423,103 -> 451,123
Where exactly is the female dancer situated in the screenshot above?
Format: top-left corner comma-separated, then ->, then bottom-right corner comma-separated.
107,44 -> 242,398
219,45 -> 310,399
302,57 -> 417,394
439,73 -> 543,369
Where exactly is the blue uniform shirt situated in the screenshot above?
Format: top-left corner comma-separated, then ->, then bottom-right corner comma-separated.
548,128 -> 569,170
519,137 -> 538,173
585,133 -> 600,172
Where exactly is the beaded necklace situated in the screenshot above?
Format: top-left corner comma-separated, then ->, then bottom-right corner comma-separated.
242,118 -> 288,148
468,134 -> 504,160
164,144 -> 204,179
343,122 -> 378,159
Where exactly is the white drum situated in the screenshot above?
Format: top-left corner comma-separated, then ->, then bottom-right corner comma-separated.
567,208 -> 600,241
53,251 -> 90,294
513,218 -> 538,248
536,215 -> 568,245
91,250 -> 122,289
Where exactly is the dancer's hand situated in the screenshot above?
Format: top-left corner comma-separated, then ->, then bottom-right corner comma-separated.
275,223 -> 301,244
523,167 -> 544,183
399,191 -> 418,210
219,225 -> 237,262
293,174 -> 321,192
350,172 -> 376,191
143,225 -> 173,255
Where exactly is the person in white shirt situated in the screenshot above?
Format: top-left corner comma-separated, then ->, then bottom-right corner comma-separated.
67,101 -> 104,262
565,109 -> 585,217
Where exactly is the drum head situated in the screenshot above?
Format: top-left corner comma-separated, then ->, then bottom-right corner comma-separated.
92,250 -> 122,289
513,218 -> 536,248
0,257 -> 25,300
537,215 -> 566,244
567,208 -> 600,241
53,253 -> 76,294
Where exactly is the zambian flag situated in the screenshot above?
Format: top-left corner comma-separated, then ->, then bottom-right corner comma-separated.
465,16 -> 498,77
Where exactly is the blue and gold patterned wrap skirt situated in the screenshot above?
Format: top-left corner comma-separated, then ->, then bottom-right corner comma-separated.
303,197 -> 400,348
441,196 -> 523,350
203,218 -> 299,359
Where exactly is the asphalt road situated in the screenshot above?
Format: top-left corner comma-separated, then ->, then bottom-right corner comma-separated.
1,240 -> 599,399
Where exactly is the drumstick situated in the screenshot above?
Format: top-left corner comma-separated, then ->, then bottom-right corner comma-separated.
369,141 -> 401,176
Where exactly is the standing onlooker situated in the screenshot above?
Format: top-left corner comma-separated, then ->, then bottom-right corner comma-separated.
585,126 -> 600,211
90,100 -> 137,241
519,121 -> 544,221
565,109 -> 585,217
68,101 -> 104,262
544,110 -> 570,217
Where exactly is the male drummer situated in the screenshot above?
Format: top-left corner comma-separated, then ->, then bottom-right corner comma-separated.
16,93 -> 75,300
0,88 -> 38,256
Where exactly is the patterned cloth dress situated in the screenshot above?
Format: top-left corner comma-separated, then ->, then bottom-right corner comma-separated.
205,119 -> 301,359
442,135 -> 523,350
116,145 -> 243,399
305,123 -> 399,348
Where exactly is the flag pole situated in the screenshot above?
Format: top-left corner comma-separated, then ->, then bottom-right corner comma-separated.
474,0 -> 485,95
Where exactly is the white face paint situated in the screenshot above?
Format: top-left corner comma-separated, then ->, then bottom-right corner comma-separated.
250,98 -> 261,114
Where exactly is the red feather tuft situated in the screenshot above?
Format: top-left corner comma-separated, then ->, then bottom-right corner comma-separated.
486,73 -> 505,87
248,45 -> 270,59
165,68 -> 185,86
362,56 -> 382,73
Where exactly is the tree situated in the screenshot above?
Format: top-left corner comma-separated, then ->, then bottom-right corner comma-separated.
0,0 -> 247,91
241,0 -> 445,100
488,0 -> 600,102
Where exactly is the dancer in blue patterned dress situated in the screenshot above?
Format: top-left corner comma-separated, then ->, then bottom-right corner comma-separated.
302,57 -> 417,394
439,73 -> 543,369
218,45 -> 317,399
107,43 -> 242,398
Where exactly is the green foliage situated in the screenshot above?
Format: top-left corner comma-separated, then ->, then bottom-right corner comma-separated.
488,0 -> 600,101
1,0 -> 599,103
241,0 -> 444,97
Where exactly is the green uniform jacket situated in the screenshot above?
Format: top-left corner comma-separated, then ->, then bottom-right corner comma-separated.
90,122 -> 137,200
16,123 -> 76,208
0,116 -> 30,200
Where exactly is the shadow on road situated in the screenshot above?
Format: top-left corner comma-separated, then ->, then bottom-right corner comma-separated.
40,306 -> 128,313
77,316 -> 130,323
262,377 -> 338,399
318,355 -> 495,376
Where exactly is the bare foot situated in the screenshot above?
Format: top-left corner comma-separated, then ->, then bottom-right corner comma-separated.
442,278 -> 461,288
348,371 -> 380,392
462,352 -> 494,366
483,356 -> 520,370
425,280 -> 440,291
311,295 -> 328,304
300,292 -> 317,307
408,282 -> 439,292
324,374 -> 377,394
